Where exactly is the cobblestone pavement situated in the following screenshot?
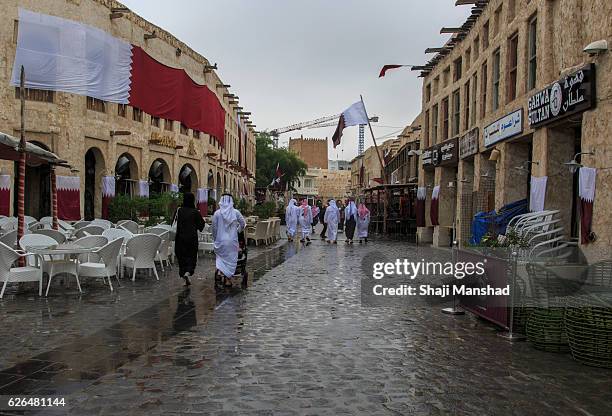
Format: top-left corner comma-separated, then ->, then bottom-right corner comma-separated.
1,234 -> 612,416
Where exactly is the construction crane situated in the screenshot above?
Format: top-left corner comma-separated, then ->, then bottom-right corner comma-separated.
269,114 -> 340,148
269,115 -> 378,149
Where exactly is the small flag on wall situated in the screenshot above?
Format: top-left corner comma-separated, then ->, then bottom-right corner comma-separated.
57,176 -> 80,221
197,188 -> 208,216
416,186 -> 426,227
579,167 -> 597,244
101,176 -> 115,220
0,175 -> 10,216
430,186 -> 440,226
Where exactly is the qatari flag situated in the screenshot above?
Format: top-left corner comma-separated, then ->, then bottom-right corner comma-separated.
430,186 -> 440,227
579,167 -> 596,244
332,101 -> 369,148
416,186 -> 426,227
197,188 -> 208,217
379,65 -> 408,78
12,8 -> 226,146
101,176 -> 115,220
57,176 -> 80,221
0,175 -> 10,217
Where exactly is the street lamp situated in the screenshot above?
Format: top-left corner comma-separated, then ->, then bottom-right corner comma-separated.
564,151 -> 595,174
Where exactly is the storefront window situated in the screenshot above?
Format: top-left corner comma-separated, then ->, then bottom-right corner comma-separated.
528,16 -> 537,90
492,49 -> 501,110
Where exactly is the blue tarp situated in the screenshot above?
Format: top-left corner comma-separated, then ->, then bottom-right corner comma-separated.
470,199 -> 528,245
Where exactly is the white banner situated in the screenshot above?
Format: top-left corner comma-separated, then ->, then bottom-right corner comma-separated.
11,9 -> 133,103
138,180 -> 149,198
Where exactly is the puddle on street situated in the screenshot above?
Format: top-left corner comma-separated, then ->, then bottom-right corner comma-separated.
0,243 -> 293,399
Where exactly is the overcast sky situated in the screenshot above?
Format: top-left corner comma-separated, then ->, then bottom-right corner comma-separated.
121,0 -> 470,161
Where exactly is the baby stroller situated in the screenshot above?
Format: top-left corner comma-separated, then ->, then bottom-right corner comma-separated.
215,231 -> 249,288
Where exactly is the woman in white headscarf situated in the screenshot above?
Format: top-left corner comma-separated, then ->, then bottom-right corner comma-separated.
299,199 -> 313,244
285,198 -> 299,242
344,199 -> 358,244
212,194 -> 246,284
323,199 -> 339,244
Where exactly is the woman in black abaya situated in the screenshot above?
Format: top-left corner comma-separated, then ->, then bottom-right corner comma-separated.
174,192 -> 205,285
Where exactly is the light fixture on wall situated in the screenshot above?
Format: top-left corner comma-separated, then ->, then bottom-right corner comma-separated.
514,160 -> 539,172
489,148 -> 500,161
564,151 -> 595,173
583,39 -> 608,56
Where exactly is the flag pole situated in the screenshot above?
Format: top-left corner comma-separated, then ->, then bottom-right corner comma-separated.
17,66 -> 27,254
360,95 -> 389,233
360,95 -> 387,184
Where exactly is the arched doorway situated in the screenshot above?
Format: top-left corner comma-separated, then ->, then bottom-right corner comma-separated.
178,164 -> 198,193
14,141 -> 51,219
148,158 -> 171,194
115,153 -> 138,196
84,147 -> 105,220
207,169 -> 214,189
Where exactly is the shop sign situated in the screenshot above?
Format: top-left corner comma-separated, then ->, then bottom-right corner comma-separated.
150,131 -> 177,149
422,137 -> 458,169
484,109 -> 522,147
459,128 -> 479,159
528,63 -> 595,128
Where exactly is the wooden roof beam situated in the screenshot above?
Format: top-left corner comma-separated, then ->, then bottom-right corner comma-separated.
440,27 -> 467,34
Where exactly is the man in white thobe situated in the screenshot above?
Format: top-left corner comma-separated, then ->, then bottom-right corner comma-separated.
299,199 -> 313,243
285,198 -> 299,241
212,194 -> 246,282
323,199 -> 340,243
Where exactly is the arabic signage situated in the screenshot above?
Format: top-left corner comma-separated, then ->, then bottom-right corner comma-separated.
150,131 -> 177,149
459,128 -> 479,159
484,109 -> 522,148
422,137 -> 458,169
528,63 -> 595,128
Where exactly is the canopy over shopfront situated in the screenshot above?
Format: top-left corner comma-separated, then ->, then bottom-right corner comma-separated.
0,131 -> 70,232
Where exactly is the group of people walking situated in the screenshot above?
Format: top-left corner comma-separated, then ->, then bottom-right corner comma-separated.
285,198 -> 370,245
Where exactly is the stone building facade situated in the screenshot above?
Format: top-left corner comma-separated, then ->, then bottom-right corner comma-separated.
0,0 -> 256,219
288,136 -> 328,169
416,0 -> 611,260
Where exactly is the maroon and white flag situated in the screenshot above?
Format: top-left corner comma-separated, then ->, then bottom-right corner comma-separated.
197,188 -> 208,217
332,101 -> 369,148
101,176 -> 115,220
0,175 -> 10,217
579,167 -> 597,244
378,65 -> 410,78
57,176 -> 80,221
430,186 -> 440,226
416,186 -> 426,227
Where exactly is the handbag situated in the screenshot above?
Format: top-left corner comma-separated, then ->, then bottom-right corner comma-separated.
170,208 -> 179,240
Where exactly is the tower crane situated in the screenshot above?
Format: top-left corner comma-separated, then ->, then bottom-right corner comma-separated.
269,114 -> 378,151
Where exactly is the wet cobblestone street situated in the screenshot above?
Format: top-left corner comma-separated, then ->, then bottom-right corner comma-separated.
1,236 -> 612,415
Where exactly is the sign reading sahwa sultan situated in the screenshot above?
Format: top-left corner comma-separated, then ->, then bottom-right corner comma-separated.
149,131 -> 177,149
459,128 -> 479,159
528,63 -> 595,128
484,109 -> 523,147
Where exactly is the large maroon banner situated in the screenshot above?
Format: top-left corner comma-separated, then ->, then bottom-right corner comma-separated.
129,47 -> 226,145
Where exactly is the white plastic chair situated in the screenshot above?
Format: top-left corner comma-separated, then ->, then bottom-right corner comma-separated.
102,228 -> 133,277
245,224 -> 256,245
74,235 -> 109,264
252,222 -> 269,246
198,231 -> 214,254
0,230 -> 17,248
154,231 -> 171,271
117,220 -> 139,234
122,234 -> 162,281
90,219 -> 113,230
34,229 -> 67,244
75,225 -> 105,238
73,220 -> 91,230
19,234 -> 81,296
146,227 -> 168,236
0,241 -> 43,298
78,238 -> 124,292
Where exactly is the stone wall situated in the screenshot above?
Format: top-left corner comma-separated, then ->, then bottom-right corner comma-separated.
288,137 -> 328,169
0,0 -> 257,218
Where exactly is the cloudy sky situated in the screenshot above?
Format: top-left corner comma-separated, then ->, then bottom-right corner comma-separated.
121,0 -> 470,161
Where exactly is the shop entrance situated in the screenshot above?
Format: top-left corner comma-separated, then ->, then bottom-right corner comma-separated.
14,141 -> 51,219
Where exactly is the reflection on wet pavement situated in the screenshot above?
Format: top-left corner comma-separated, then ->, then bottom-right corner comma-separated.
0,243 -> 291,400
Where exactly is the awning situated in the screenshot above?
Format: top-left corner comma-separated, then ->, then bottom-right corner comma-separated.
0,131 -> 69,167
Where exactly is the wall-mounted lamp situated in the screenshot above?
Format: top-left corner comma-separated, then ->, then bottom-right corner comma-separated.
204,63 -> 218,73
110,130 -> 132,137
513,160 -> 540,172
144,31 -> 157,41
489,148 -> 500,161
564,151 -> 595,173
